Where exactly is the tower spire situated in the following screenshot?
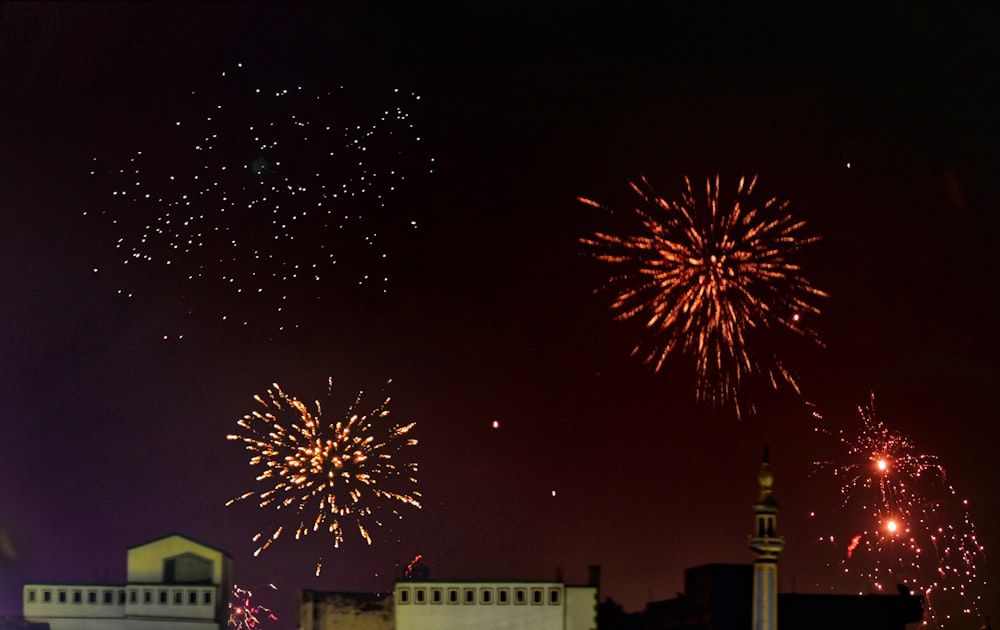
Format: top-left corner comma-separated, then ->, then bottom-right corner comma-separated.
749,445 -> 784,630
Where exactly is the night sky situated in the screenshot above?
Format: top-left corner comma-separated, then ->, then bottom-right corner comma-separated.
2,3 -> 998,628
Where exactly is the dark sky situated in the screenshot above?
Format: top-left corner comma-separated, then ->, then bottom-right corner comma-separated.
2,3 -> 998,628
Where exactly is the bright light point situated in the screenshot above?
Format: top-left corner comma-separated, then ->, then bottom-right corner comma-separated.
877,459 -> 887,471
492,420 -> 499,429
887,520 -> 898,533
551,490 -> 556,497
792,313 -> 800,321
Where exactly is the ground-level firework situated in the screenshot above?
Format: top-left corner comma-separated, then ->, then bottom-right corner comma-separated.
810,393 -> 985,628
579,174 -> 826,419
229,584 -> 278,629
227,378 -> 420,575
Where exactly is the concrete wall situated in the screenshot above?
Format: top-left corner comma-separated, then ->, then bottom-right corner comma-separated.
565,587 -> 598,630
298,591 -> 393,630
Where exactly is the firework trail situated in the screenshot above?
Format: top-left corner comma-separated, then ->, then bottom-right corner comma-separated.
87,61 -> 433,336
580,174 -> 826,418
227,379 -> 420,575
811,393 -> 985,628
228,584 -> 278,629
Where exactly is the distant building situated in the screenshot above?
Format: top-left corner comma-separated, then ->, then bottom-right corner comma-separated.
296,568 -> 600,630
21,533 -> 231,630
394,573 -> 599,630
297,590 -> 393,630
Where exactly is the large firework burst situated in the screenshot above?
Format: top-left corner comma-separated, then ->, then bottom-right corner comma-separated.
227,379 -> 420,574
579,174 -> 826,417
811,394 -> 985,628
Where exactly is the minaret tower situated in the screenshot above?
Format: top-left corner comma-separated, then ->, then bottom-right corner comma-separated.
749,446 -> 785,630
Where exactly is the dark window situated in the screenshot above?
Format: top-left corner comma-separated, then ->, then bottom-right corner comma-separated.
130,590 -> 138,604
549,588 -> 560,605
43,591 -> 51,603
27,591 -> 36,603
532,588 -> 543,605
189,591 -> 197,604
159,590 -> 168,604
481,588 -> 492,604
464,588 -> 475,604
103,591 -> 113,604
398,588 -> 409,604
87,591 -> 97,604
431,588 -> 443,604
203,591 -> 213,605
448,588 -> 459,604
174,591 -> 183,604
119,590 -> 126,605
144,590 -> 152,604
58,591 -> 67,604
498,588 -> 509,604
515,588 -> 526,605
416,589 -> 426,604
73,591 -> 82,604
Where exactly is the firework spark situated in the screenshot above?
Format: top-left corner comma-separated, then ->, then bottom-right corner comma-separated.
227,379 -> 420,574
228,584 -> 278,629
87,61 -> 433,336
579,174 -> 826,418
812,394 -> 985,628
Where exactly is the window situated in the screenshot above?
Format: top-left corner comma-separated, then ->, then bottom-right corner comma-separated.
87,591 -> 97,604
447,588 -> 459,604
464,588 -> 475,604
26,590 -> 36,603
532,588 -> 543,605
43,591 -> 51,603
119,590 -> 126,605
549,588 -> 560,605
514,588 -> 526,605
130,589 -> 138,604
498,588 -> 510,604
72,591 -> 82,604
431,588 -> 443,604
58,591 -> 67,604
103,591 -> 112,604
398,588 -> 410,604
416,588 -> 426,604
481,588 -> 492,604
189,591 -> 198,604
173,590 -> 182,604
203,591 -> 213,605
144,590 -> 152,604
159,590 -> 168,604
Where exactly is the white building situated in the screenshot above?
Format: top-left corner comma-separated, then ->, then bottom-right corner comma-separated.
22,534 -> 232,630
393,576 -> 598,630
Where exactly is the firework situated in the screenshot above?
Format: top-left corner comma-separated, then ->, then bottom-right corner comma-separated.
579,175 -> 826,418
228,584 -> 278,629
227,379 -> 420,574
87,61 -> 433,336
812,394 -> 985,628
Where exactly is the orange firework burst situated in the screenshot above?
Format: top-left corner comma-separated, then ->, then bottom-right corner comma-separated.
226,378 -> 420,572
579,174 -> 827,418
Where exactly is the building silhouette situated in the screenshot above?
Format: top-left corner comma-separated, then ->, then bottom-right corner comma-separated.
21,533 -> 231,630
